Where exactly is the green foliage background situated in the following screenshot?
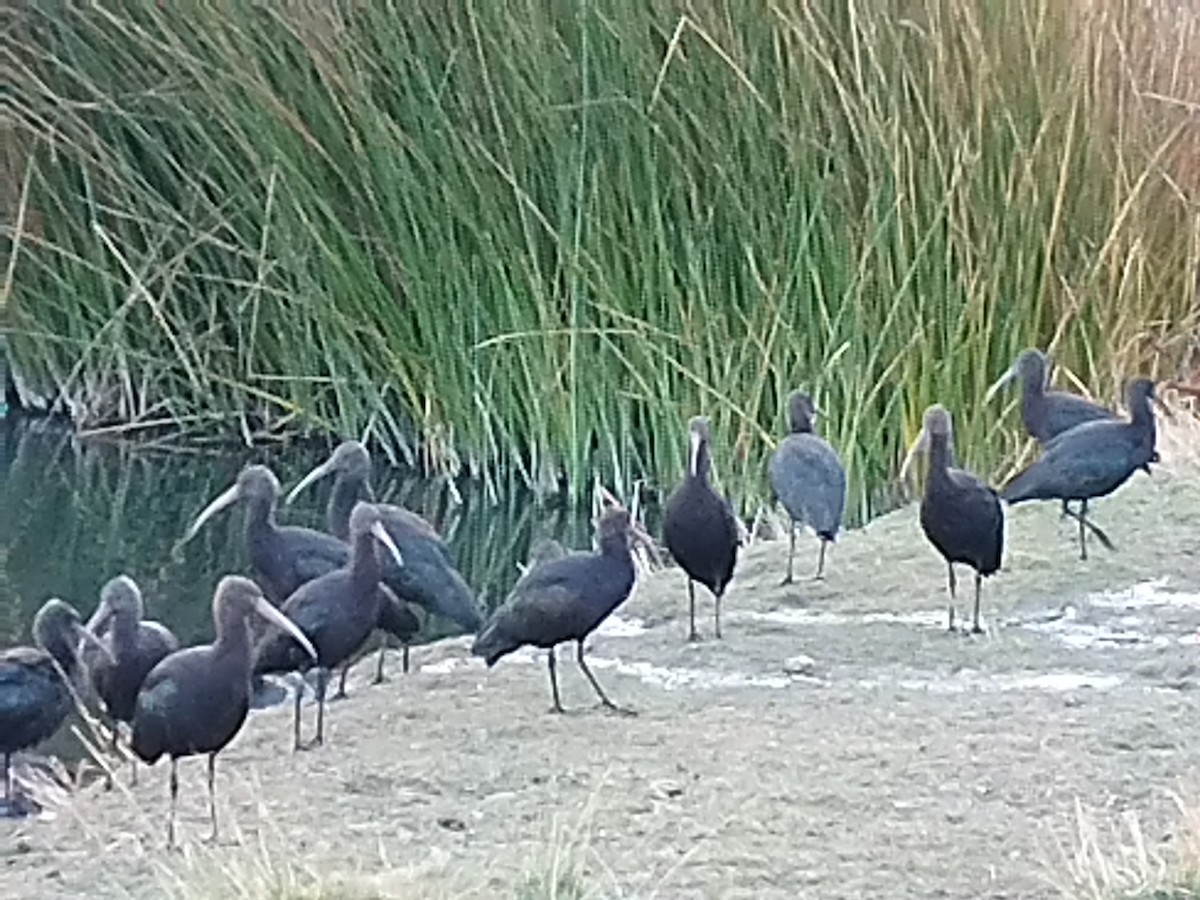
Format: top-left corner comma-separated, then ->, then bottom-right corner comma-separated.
4,0 -> 1198,517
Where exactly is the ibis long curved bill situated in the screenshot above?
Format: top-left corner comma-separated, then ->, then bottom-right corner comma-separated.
85,598 -> 114,635
688,428 -> 703,478
369,520 -> 405,569
628,518 -> 661,566
251,596 -> 319,662
284,458 -> 337,506
183,483 -> 242,543
72,618 -> 114,667
898,427 -> 930,486
983,365 -> 1017,404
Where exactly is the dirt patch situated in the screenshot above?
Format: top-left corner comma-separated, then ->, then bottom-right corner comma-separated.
5,455 -> 1200,898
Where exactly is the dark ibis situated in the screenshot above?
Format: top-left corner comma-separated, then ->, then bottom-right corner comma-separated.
131,575 -> 317,847
984,348 -> 1136,517
285,440 -> 483,677
662,416 -> 740,640
253,502 -> 405,751
1000,377 -> 1157,560
1,599 -> 106,812
985,349 -> 1116,442
184,464 -> 420,692
768,390 -> 846,583
472,507 -> 648,715
183,465 -> 347,605
81,575 -> 180,783
900,405 -> 1004,633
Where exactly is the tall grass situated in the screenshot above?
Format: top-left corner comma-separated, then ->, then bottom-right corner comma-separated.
3,0 -> 1199,517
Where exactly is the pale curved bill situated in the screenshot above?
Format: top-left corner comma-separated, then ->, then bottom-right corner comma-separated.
983,365 -> 1017,404
688,428 -> 702,478
252,596 -> 319,662
73,621 -> 114,665
898,427 -> 929,485
183,483 -> 241,542
370,521 -> 405,568
629,520 -> 663,565
84,599 -> 114,636
284,458 -> 335,506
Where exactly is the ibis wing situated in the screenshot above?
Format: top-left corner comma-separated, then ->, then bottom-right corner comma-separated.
280,526 -> 348,583
499,582 -> 592,646
0,652 -> 56,719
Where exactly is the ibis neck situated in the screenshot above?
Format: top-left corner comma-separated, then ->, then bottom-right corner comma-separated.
1130,391 -> 1155,430
109,612 -> 138,659
329,473 -> 373,542
1130,390 -> 1157,456
349,528 -> 383,590
789,411 -> 815,435
1021,369 -> 1046,398
41,629 -> 80,681
1019,369 -> 1046,421
927,433 -> 954,481
214,616 -> 252,670
599,531 -> 633,565
244,493 -> 277,533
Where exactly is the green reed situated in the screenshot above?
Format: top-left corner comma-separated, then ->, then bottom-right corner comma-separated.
3,0 -> 1198,520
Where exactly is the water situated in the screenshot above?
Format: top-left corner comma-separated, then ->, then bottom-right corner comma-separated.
0,417 -> 601,648
1019,579 -> 1200,651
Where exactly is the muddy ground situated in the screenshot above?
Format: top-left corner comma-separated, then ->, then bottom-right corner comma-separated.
5,428 -> 1200,899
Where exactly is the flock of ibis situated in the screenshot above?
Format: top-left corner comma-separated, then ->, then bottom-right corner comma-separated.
0,347 -> 1161,845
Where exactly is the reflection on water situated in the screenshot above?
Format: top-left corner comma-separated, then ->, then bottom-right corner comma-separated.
0,418 -> 602,648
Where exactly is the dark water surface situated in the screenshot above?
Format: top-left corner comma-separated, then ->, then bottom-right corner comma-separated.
0,418 -> 602,649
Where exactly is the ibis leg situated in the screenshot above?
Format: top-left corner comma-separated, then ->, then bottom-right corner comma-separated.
333,664 -> 350,701
3,751 -> 10,805
547,649 -> 565,714
372,637 -> 388,685
401,643 -> 410,674
312,667 -> 329,748
167,757 -> 179,849
291,680 -> 304,752
372,633 -> 391,681
946,563 -> 958,631
1078,499 -> 1088,560
687,580 -> 699,642
205,753 -> 218,843
101,725 -> 118,791
781,525 -> 796,585
714,590 -> 723,640
577,641 -> 634,716
1062,500 -> 1114,555
816,539 -> 828,580
971,572 -> 984,634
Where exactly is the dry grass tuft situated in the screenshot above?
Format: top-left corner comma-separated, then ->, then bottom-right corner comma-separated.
1153,392 -> 1200,477
144,776 -> 618,900
158,850 -> 467,900
1052,792 -> 1200,900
